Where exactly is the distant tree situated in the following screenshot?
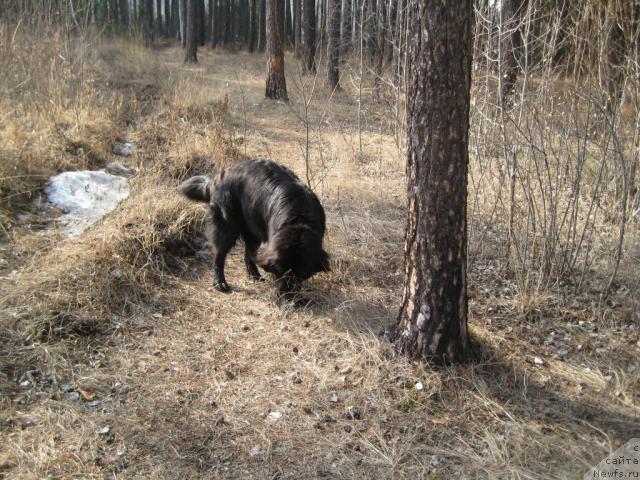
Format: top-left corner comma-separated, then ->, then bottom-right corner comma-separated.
171,0 -> 180,38
143,0 -> 154,44
258,0 -> 266,51
265,0 -> 288,100
166,0 -> 173,35
394,0 -> 474,364
302,0 -> 316,73
499,0 -> 527,107
249,0 -> 258,51
294,0 -> 302,57
327,0 -> 341,89
198,0 -> 206,45
119,0 -> 129,30
340,0 -> 351,54
209,0 -> 218,48
179,0 -> 186,46
156,0 -> 163,34
185,0 -> 199,62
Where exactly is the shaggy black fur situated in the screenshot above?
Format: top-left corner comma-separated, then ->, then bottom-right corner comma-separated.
179,159 -> 330,300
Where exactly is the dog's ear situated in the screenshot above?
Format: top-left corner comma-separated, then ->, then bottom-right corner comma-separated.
255,243 -> 281,272
179,176 -> 211,203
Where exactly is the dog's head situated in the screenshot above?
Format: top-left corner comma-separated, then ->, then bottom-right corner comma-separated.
256,225 -> 330,281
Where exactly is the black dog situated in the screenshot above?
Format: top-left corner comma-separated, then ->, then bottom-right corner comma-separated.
179,159 -> 329,299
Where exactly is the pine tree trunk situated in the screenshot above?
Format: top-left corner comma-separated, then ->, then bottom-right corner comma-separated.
166,0 -> 172,35
208,0 -> 214,46
604,5 -> 625,112
179,0 -> 186,46
500,0 -> 526,107
156,0 -> 163,35
172,0 -> 180,39
119,0 -> 129,30
265,0 -> 288,100
197,0 -> 205,45
279,0 -> 285,46
392,0 -> 403,76
285,0 -> 292,47
233,0 -> 241,43
224,0 -> 231,45
386,0 -> 397,64
212,0 -> 219,46
143,0 -> 154,44
327,0 -> 341,89
340,0 -> 351,55
394,0 -> 473,364
185,0 -> 199,62
258,0 -> 266,51
294,0 -> 302,57
302,0 -> 316,73
249,0 -> 257,51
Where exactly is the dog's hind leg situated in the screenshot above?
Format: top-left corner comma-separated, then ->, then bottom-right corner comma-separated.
243,239 -> 262,281
209,207 -> 239,293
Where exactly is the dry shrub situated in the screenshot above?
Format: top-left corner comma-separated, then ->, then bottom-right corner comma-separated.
0,22 -> 163,235
0,178 -> 208,385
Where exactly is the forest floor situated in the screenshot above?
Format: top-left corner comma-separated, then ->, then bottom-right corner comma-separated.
1,43 -> 639,479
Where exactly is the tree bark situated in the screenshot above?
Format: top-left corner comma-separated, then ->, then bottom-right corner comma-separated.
179,0 -> 186,46
172,0 -> 180,39
258,0 -> 266,51
143,0 -> 154,44
302,0 -> 316,73
209,0 -> 215,46
224,0 -> 231,45
249,0 -> 257,51
294,0 -> 302,57
119,0 -> 129,30
499,0 -> 527,107
185,0 -> 199,62
603,4 -> 626,112
340,0 -> 351,55
197,0 -> 205,45
265,0 -> 288,100
394,0 -> 473,364
156,0 -> 163,35
327,0 -> 341,89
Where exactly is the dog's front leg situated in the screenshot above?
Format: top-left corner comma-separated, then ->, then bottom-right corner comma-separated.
213,253 -> 231,293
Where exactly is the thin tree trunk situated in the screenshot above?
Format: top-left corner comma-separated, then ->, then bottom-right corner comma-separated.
119,0 -> 129,30
500,0 -> 527,107
340,0 -> 351,55
224,0 -> 231,44
249,0 -> 257,51
284,0 -> 292,47
179,0 -> 186,46
294,0 -> 302,57
327,0 -> 341,89
172,0 -> 180,39
394,0 -> 473,364
143,0 -> 154,44
603,4 -> 626,112
265,0 -> 288,100
156,0 -> 162,35
302,0 -> 316,73
185,0 -> 198,61
197,0 -> 205,45
258,0 -> 266,51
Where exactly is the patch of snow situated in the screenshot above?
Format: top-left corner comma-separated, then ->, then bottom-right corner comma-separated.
44,170 -> 129,238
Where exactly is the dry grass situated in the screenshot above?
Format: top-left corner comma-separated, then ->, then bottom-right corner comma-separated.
0,25 -> 639,480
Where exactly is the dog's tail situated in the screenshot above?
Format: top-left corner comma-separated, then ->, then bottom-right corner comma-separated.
179,176 -> 211,203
